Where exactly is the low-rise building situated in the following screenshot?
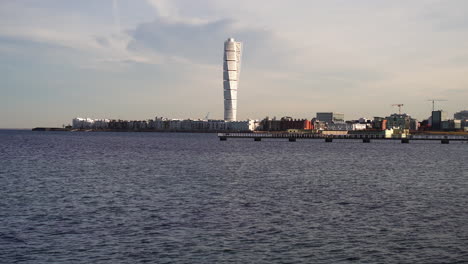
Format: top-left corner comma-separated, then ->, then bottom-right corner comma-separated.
228,120 -> 259,131
441,119 -> 462,131
462,119 -> 468,129
75,116 -> 258,132
327,123 -> 367,131
258,117 -> 282,131
373,117 -> 385,130
385,114 -> 418,130
280,117 -> 313,130
72,117 -> 109,129
313,120 -> 327,131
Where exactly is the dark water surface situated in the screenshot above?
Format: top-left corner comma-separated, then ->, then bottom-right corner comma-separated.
1,130 -> 467,263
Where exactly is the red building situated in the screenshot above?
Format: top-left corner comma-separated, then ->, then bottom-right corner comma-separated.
280,117 -> 313,130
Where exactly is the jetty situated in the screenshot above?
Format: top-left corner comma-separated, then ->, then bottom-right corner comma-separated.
218,133 -> 468,144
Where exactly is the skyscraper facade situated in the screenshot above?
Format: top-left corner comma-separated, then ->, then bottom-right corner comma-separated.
223,38 -> 242,121
431,110 -> 447,130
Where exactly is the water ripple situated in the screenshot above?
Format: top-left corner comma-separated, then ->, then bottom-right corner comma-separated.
0,130 -> 467,263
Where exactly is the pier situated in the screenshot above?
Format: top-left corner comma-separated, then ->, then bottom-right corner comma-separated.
218,133 -> 468,144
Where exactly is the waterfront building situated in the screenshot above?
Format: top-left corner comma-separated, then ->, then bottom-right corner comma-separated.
454,110 -> 468,120
258,117 -> 282,131
327,123 -> 367,131
208,120 -> 228,131
441,119 -> 462,131
228,120 -> 259,131
152,117 -> 257,132
128,120 -> 149,130
463,119 -> 468,129
108,119 -> 128,130
72,117 -> 93,129
313,120 -> 327,131
347,128 -> 408,138
410,119 -> 419,131
168,119 -> 182,130
180,120 -> 194,130
373,117 -> 386,130
223,38 -> 242,121
72,117 -> 109,129
280,117 -> 313,130
390,128 -> 409,138
385,114 -> 418,130
154,117 -> 168,130
431,110 -> 447,130
257,117 -> 311,131
191,120 -> 211,130
354,123 -> 368,130
316,112 -> 344,124
326,123 -> 348,131
358,117 -> 370,124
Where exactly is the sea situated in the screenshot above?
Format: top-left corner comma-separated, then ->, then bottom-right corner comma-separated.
1,130 -> 467,263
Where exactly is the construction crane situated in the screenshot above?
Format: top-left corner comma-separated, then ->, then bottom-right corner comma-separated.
392,104 -> 404,115
427,99 -> 447,111
204,112 -> 210,120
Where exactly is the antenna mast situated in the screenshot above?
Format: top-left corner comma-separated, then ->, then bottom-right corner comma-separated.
427,99 -> 447,111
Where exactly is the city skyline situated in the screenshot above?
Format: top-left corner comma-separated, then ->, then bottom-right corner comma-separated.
1,0 -> 468,128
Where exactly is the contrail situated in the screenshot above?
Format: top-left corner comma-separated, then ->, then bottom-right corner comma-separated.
112,0 -> 121,33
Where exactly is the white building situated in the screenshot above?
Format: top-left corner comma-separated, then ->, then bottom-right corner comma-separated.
353,123 -> 368,130
223,38 -> 242,121
72,117 -> 109,129
209,120 -> 228,131
227,120 -> 259,131
93,119 -> 110,129
154,117 -> 167,130
327,123 -> 367,131
72,117 -> 91,129
72,116 -> 258,132
169,119 -> 182,130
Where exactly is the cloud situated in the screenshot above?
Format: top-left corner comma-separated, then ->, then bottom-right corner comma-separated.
420,0 -> 468,31
0,1 -> 162,70
144,0 -> 209,24
94,36 -> 110,47
127,15 -> 289,73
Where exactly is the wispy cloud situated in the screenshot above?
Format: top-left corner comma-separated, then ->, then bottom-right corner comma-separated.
144,0 -> 209,24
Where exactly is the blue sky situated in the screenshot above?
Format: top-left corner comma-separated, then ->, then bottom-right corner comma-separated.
1,0 -> 467,128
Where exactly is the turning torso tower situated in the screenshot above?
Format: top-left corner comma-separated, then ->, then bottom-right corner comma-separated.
223,38 -> 242,121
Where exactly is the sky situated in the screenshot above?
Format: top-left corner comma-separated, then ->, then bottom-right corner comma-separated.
1,0 -> 467,128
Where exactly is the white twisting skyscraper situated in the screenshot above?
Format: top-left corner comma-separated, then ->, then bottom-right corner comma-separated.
223,38 -> 242,121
